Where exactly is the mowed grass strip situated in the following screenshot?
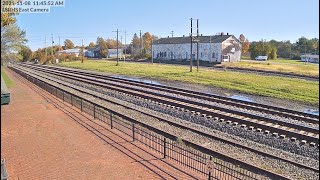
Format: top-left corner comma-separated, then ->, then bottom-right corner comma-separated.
1,66 -> 15,88
57,61 -> 319,105
220,59 -> 319,77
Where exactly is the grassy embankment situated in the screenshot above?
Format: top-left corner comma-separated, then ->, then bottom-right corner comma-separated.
1,66 -> 14,88
221,59 -> 319,77
58,60 -> 319,106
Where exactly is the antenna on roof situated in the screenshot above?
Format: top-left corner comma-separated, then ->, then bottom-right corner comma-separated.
171,31 -> 174,37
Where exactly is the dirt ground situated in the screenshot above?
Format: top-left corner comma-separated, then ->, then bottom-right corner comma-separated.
1,68 -> 203,180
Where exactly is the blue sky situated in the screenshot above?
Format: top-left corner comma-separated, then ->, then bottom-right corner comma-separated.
16,0 -> 319,50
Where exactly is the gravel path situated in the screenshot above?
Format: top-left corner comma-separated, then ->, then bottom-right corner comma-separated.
16,66 -> 319,180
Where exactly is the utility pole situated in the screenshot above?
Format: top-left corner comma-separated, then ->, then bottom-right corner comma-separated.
210,35 -> 212,62
171,31 -> 174,37
45,36 -> 47,60
305,43 -> 307,64
190,18 -> 193,72
124,30 -> 127,62
116,29 -> 119,65
58,36 -> 61,51
196,19 -> 199,72
121,36 -> 123,61
140,30 -> 142,58
151,38 -> 153,64
81,39 -> 84,63
51,34 -> 54,56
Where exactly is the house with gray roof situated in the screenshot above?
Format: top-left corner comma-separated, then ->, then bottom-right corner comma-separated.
152,34 -> 242,62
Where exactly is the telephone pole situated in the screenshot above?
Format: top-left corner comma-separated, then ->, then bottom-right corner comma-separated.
151,38 -> 153,64
58,36 -> 61,51
81,39 -> 84,63
190,18 -> 193,72
124,30 -> 127,62
116,29 -> 119,65
45,36 -> 47,60
140,30 -> 142,58
51,34 -> 54,56
196,19 -> 199,72
121,35 -> 123,61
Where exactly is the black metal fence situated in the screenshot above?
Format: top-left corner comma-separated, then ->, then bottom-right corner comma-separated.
12,67 -> 289,180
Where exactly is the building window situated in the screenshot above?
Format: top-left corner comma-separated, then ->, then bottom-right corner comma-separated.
164,52 -> 167,57
201,52 -> 203,58
223,55 -> 229,59
212,53 -> 215,58
186,52 -> 188,59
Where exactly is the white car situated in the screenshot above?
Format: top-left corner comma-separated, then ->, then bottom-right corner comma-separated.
255,56 -> 268,61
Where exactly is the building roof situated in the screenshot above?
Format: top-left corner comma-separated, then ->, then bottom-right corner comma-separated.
57,48 -> 86,53
300,54 -> 319,58
153,35 -> 238,45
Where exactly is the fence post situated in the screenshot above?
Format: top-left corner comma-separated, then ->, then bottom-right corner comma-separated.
80,99 -> 83,111
63,92 -> 65,102
208,156 -> 213,180
132,123 -> 135,141
93,105 -> 96,119
110,113 -> 113,129
71,95 -> 73,106
163,138 -> 166,159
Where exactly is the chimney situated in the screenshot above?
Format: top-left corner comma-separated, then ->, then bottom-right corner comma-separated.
201,34 -> 203,36
227,33 -> 229,35
168,36 -> 170,38
183,35 -> 185,37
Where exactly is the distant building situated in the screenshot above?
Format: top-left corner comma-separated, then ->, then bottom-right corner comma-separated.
152,34 -> 242,62
107,49 -> 123,58
57,48 -> 85,57
85,47 -> 123,59
301,54 -> 319,64
85,46 -> 101,58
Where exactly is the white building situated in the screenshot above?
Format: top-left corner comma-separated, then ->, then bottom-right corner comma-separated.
152,34 -> 242,62
57,48 -> 86,57
301,54 -> 319,63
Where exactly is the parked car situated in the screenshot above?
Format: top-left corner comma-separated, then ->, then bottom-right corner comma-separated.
255,56 -> 268,61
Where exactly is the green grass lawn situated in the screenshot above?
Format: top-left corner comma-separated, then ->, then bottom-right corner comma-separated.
57,60 -> 319,106
220,59 -> 319,77
1,66 -> 14,88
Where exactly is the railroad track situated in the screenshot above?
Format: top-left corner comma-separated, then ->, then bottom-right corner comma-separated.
11,65 -> 319,174
18,64 -> 319,146
11,66 -> 298,180
22,63 -> 320,122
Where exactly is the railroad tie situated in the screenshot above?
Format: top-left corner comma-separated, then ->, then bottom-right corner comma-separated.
272,132 -> 278,137
310,142 -> 316,147
240,124 -> 246,128
291,137 -> 297,142
279,135 -> 286,139
301,140 -> 307,145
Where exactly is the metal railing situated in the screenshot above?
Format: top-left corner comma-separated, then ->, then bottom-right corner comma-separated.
12,67 -> 290,180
